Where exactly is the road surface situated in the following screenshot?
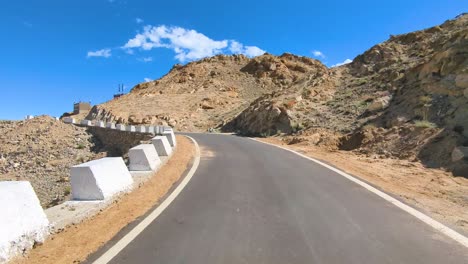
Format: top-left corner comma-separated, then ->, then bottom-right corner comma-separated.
92,133 -> 468,263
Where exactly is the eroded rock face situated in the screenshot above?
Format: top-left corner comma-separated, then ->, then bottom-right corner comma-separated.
223,96 -> 293,136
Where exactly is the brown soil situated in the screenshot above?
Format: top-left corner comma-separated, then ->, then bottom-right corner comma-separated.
11,135 -> 195,264
0,116 -> 106,208
260,137 -> 468,234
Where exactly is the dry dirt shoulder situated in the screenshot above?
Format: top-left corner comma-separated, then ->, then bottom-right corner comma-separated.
259,137 -> 468,235
12,135 -> 195,264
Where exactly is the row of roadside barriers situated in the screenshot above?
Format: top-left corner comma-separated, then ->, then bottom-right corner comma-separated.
0,118 -> 177,263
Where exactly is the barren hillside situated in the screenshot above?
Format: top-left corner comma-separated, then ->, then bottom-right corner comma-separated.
0,116 -> 106,207
87,53 -> 332,131
88,13 -> 468,176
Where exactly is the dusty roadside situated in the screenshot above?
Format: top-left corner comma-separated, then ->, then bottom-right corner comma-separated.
11,135 -> 195,264
259,137 -> 468,235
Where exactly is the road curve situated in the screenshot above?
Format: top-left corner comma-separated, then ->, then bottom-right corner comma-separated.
95,133 -> 467,264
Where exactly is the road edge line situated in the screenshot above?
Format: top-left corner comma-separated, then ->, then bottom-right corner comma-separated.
250,138 -> 468,248
92,135 -> 201,264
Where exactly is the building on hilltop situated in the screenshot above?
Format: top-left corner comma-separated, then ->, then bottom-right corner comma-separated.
73,102 -> 92,114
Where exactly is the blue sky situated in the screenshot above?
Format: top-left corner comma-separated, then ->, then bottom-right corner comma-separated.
0,1 -> 466,120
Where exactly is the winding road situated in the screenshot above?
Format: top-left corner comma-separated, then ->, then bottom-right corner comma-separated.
90,133 -> 468,264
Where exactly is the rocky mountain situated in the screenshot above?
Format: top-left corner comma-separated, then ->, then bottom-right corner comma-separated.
87,13 -> 468,176
87,53 -> 331,131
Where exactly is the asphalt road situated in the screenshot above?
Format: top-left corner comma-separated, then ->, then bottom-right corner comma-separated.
97,133 -> 467,263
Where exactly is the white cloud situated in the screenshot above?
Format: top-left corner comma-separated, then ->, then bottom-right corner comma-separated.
229,41 -> 265,57
123,25 -> 265,62
87,49 -> 111,58
144,77 -> 152,82
331,58 -> 352,67
312,50 -> 325,58
136,18 -> 143,24
244,46 -> 265,57
140,57 -> 153,62
229,41 -> 244,54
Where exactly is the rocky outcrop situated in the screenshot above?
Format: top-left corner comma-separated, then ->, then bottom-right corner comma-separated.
86,106 -> 120,123
223,95 -> 294,136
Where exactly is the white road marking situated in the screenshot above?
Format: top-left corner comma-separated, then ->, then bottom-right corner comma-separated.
93,136 -> 201,264
251,138 -> 468,249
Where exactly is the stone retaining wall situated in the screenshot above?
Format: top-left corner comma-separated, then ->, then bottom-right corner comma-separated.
87,126 -> 154,156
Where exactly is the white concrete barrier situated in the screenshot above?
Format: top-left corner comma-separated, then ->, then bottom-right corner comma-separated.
151,136 -> 173,156
70,157 -> 133,200
106,122 -> 116,129
146,126 -> 155,133
161,130 -> 176,147
136,126 -> 146,133
81,120 -> 93,126
63,117 -> 76,124
129,144 -> 161,171
97,121 -> 105,128
0,181 -> 49,263
127,125 -> 136,132
116,124 -> 126,131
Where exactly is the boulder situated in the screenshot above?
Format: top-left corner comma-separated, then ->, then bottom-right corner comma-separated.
368,95 -> 392,112
201,101 -> 214,109
451,146 -> 468,162
70,157 -> 133,200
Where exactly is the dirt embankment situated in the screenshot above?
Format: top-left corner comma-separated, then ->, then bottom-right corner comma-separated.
12,135 -> 195,264
261,137 -> 468,234
0,116 -> 106,208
